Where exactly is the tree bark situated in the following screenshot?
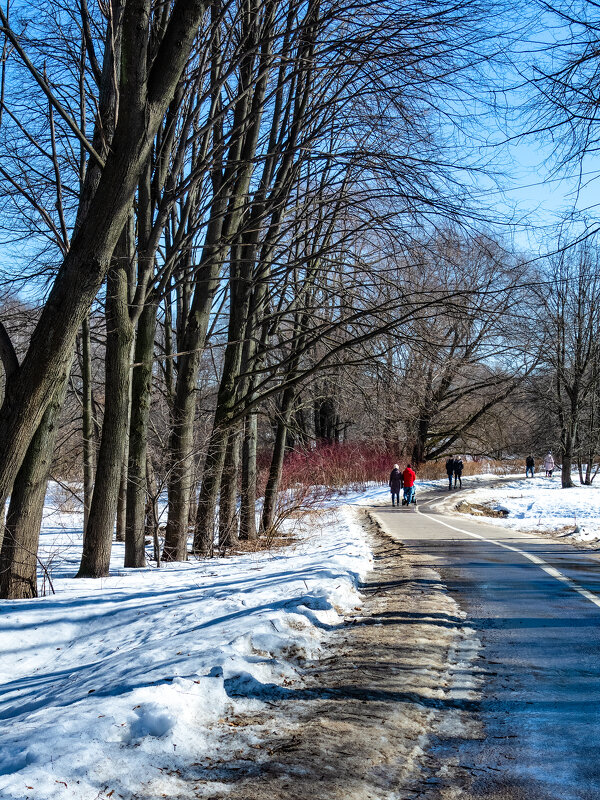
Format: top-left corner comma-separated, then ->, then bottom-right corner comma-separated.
115,458 -> 128,542
239,411 -> 258,540
77,258 -> 134,578
193,424 -> 229,556
218,425 -> 240,551
585,453 -> 593,485
162,253 -> 224,561
0,372 -> 70,599
145,455 -> 161,565
125,300 -> 157,567
561,419 -> 576,488
161,0 -> 230,561
192,250 -> 252,555
261,388 -> 295,535
0,0 -> 208,519
411,414 -> 430,466
81,314 -> 95,538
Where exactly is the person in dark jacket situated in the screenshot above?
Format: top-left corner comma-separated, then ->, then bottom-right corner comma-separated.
453,457 -> 464,488
445,457 -> 455,490
402,463 -> 416,505
389,463 -> 402,506
525,455 -> 535,478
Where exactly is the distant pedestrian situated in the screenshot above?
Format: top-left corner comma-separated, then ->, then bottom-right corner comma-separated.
525,455 -> 535,478
402,463 -> 416,505
453,457 -> 464,489
544,452 -> 555,477
389,463 -> 402,507
445,456 -> 455,490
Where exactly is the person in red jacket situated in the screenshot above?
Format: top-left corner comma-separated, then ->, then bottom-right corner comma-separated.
402,463 -> 416,505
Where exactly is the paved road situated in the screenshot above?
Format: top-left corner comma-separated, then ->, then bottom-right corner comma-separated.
198,515 -> 475,800
370,487 -> 600,800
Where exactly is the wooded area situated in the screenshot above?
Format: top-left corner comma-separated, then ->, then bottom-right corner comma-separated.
1,0 -> 600,598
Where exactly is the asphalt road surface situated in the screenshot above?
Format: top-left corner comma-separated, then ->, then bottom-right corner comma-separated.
370,486 -> 600,800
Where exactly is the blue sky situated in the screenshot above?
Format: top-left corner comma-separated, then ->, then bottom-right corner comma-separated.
474,1 -> 600,255
494,139 -> 600,252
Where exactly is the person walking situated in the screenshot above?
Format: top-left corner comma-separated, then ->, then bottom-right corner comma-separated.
453,457 -> 464,489
389,463 -> 403,507
525,455 -> 535,478
544,452 -> 555,477
402,463 -> 416,505
445,456 -> 455,490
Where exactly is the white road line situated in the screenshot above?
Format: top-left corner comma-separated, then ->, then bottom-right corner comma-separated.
415,500 -> 600,610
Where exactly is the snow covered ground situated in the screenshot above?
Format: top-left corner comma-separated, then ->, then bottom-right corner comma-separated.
7,473 -> 596,799
449,473 -> 600,545
0,490 -> 373,800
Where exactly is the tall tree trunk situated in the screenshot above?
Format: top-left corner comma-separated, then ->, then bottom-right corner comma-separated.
125,300 -> 157,567
558,382 -> 577,489
115,458 -> 128,542
193,250 -> 251,555
238,278 -> 268,543
261,388 -> 294,535
163,286 -> 175,406
218,425 -> 240,551
77,257 -> 134,578
192,269 -> 248,556
193,424 -> 229,556
561,421 -> 576,488
145,454 -> 160,564
163,382 -> 198,561
412,415 -> 430,466
81,314 -> 95,538
0,0 -> 208,550
162,257 -> 223,562
0,373 -> 70,599
585,452 -> 593,485
165,0 -> 276,557
239,411 -> 258,540
161,10 -> 231,562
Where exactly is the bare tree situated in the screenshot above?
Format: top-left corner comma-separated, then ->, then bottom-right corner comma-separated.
0,0 -> 209,597
0,0 -> 514,593
534,243 -> 600,488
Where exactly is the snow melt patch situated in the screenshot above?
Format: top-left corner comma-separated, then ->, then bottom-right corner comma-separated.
0,502 -> 372,800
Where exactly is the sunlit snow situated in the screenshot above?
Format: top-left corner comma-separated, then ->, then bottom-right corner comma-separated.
0,489 -> 372,799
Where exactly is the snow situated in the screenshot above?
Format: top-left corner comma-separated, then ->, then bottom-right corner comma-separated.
0,489 -> 373,800
451,473 -> 600,545
7,472 -> 596,798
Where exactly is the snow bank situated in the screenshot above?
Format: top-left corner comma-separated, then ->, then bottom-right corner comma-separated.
0,500 -> 372,800
454,474 -> 600,544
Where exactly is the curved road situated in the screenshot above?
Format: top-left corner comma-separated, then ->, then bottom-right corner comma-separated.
370,486 -> 600,800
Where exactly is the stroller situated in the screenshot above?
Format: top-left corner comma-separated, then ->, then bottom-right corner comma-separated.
401,486 -> 417,506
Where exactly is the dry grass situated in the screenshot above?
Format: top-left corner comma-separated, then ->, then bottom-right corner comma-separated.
230,534 -> 298,554
455,499 -> 509,518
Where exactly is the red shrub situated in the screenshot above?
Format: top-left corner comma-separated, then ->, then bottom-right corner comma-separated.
275,442 -> 399,492
257,443 -> 517,494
